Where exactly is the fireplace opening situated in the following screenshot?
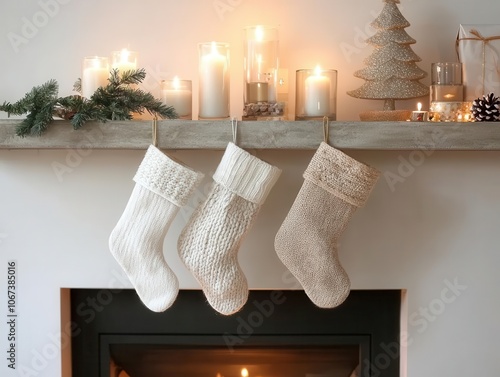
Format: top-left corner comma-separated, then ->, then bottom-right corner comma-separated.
109,344 -> 361,377
68,289 -> 401,377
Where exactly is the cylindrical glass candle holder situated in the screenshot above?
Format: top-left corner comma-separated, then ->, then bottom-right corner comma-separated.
243,25 -> 285,120
82,56 -> 109,98
198,42 -> 230,119
111,49 -> 138,72
161,78 -> 192,120
295,68 -> 337,120
430,62 -> 464,102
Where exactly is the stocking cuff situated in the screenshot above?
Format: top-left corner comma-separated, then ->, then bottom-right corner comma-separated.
134,145 -> 204,207
303,142 -> 380,207
213,142 -> 281,205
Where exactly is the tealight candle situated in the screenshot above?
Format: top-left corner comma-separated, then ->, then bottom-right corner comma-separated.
411,102 -> 429,121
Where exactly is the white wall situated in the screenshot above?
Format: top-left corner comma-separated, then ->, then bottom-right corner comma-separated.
1,1 -> 500,376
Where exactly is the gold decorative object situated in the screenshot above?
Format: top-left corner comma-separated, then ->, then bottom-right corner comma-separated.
429,101 -> 473,122
347,0 -> 429,121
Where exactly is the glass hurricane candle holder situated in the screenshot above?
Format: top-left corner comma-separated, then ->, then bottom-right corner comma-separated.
82,56 -> 109,99
161,78 -> 192,120
295,67 -> 337,120
430,62 -> 464,103
111,49 -> 138,72
198,41 -> 230,119
243,25 -> 285,120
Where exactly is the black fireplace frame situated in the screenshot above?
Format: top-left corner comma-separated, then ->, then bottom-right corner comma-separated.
70,289 -> 401,377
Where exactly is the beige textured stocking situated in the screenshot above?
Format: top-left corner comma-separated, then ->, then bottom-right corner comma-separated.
275,142 -> 380,308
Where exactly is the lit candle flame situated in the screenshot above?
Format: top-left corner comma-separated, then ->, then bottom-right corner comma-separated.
211,41 -> 218,55
173,76 -> 180,90
92,56 -> 101,68
120,48 -> 130,63
417,102 -> 422,111
314,65 -> 322,76
255,25 -> 264,41
241,368 -> 249,377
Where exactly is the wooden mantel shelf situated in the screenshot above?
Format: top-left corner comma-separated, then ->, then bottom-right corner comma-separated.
1,119 -> 500,151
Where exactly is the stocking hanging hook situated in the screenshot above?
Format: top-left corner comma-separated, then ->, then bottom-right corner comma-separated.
152,115 -> 158,147
323,116 -> 329,145
231,117 -> 238,146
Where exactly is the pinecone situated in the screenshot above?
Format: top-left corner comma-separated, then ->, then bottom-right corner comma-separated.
472,93 -> 500,121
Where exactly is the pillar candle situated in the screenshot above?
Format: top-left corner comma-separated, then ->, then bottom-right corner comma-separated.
304,66 -> 331,116
161,77 -> 192,118
199,42 -> 229,119
111,48 -> 138,72
82,57 -> 109,99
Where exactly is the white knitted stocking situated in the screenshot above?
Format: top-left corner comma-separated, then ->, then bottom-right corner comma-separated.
178,143 -> 281,315
275,142 -> 380,308
109,145 -> 203,312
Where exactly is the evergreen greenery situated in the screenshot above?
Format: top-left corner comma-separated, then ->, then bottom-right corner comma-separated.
0,68 -> 178,137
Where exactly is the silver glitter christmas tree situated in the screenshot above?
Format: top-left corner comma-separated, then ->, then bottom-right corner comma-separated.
347,0 -> 428,115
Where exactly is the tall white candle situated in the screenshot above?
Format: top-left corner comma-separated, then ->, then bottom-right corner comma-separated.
304,66 -> 331,116
161,77 -> 192,118
199,42 -> 229,119
82,57 -> 109,99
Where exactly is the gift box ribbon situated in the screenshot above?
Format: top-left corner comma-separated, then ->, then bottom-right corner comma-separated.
457,29 -> 500,94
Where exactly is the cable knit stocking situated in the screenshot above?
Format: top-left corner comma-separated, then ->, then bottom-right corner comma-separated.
275,142 -> 380,308
109,145 -> 204,312
178,142 -> 281,315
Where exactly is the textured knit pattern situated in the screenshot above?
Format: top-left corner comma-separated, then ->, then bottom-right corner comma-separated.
109,145 -> 204,312
275,143 -> 380,308
303,142 -> 380,208
134,145 -> 204,207
213,142 -> 281,204
179,184 -> 259,315
178,143 -> 281,315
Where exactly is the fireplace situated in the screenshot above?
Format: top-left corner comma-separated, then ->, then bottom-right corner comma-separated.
69,289 -> 401,377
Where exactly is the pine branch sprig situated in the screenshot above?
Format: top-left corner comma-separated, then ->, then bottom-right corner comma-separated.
109,68 -> 146,86
0,79 -> 58,116
73,78 -> 82,94
0,79 -> 60,136
70,100 -> 108,130
0,69 -> 178,137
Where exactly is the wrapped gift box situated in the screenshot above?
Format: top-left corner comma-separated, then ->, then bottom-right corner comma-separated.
457,24 -> 500,101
